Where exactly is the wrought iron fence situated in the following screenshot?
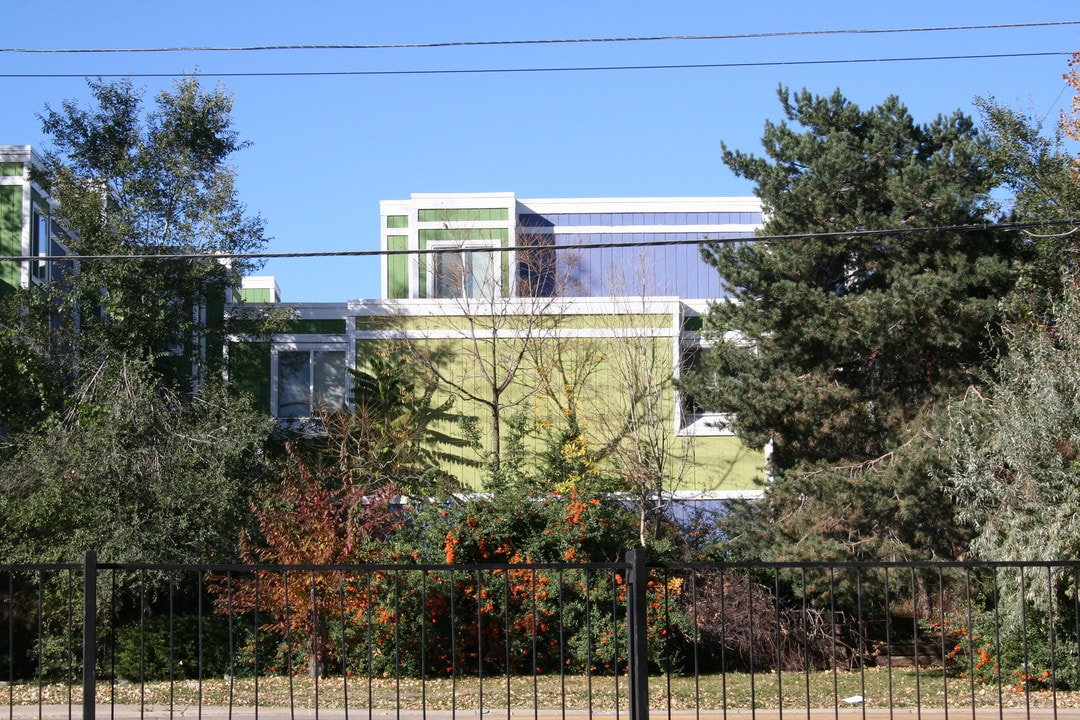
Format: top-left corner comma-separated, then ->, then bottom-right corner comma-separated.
5,553 -> 1080,720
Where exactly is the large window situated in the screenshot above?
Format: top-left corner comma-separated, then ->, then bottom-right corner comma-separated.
275,347 -> 347,418
430,242 -> 499,299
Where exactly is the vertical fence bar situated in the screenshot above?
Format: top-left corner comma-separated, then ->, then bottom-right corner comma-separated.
83,551 -> 97,720
6,569 -> 13,720
625,549 -> 649,720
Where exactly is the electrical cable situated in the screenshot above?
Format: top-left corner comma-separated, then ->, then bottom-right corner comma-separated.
3,20 -> 1078,54
4,219 -> 1076,264
1,51 -> 1072,80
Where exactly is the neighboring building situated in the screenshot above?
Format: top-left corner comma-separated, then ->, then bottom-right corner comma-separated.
0,146 -> 76,296
240,276 -> 281,303
2,144 -> 240,387
379,193 -> 761,300
230,193 -> 768,498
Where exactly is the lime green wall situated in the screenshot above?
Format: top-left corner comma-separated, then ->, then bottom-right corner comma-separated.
241,287 -> 275,302
355,330 -> 766,493
234,304 -> 766,494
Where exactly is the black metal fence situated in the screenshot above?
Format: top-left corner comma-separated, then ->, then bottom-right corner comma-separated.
5,552 -> 1080,720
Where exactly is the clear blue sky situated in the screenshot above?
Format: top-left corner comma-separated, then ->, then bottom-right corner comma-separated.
2,1 -> 1077,302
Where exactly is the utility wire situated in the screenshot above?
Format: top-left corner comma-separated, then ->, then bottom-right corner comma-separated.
3,20 -> 1078,54
2,51 -> 1072,80
4,219 -> 1076,264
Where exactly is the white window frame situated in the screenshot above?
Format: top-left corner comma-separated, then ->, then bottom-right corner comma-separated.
270,342 -> 349,420
427,240 -> 501,300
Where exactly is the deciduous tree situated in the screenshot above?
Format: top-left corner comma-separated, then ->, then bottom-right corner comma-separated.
947,274 -> 1080,561
34,76 -> 269,376
0,355 -> 271,564
946,54 -> 1080,562
400,229 -> 575,484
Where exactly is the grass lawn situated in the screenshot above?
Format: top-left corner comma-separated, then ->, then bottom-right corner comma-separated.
5,668 -> 1076,711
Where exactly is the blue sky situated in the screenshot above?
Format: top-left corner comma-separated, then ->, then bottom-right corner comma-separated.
2,1 -> 1077,302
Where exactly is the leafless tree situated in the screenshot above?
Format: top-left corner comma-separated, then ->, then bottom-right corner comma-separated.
588,252 -> 698,547
398,225 -> 582,482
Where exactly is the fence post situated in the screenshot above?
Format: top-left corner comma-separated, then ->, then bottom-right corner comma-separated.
83,550 -> 96,720
625,548 -> 649,720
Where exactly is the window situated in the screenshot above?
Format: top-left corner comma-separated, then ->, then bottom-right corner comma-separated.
430,242 -> 499,299
676,343 -> 735,436
30,209 -> 48,281
275,348 -> 347,419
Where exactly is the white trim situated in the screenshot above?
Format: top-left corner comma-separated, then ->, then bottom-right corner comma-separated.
342,296 -> 687,317
410,192 -> 516,201
549,224 -> 757,235
517,196 -> 763,212
679,412 -> 736,437
663,489 -> 765,501
350,326 -> 679,342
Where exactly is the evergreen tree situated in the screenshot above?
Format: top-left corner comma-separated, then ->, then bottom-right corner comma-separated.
975,92 -> 1080,310
688,87 -> 1024,561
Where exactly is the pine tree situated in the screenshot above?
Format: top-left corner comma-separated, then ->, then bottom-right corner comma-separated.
689,87 -> 1024,561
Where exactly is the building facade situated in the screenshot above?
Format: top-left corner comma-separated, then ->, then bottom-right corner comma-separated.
230,193 -> 768,498
0,146 -> 76,296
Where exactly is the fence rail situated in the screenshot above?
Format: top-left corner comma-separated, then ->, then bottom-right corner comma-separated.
5,553 -> 1080,720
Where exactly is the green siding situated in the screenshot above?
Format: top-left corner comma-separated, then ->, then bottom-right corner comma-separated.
241,288 -> 275,302
418,208 -> 509,223
282,318 -> 347,334
230,306 -> 767,494
386,215 -> 408,228
1,185 -> 23,294
419,228 -> 509,244
688,435 -> 767,491
229,342 -> 272,414
387,235 -> 409,298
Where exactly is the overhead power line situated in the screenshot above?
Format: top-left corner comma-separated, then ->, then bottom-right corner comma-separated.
4,219 -> 1076,264
3,20 -> 1078,54
1,51 -> 1072,80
